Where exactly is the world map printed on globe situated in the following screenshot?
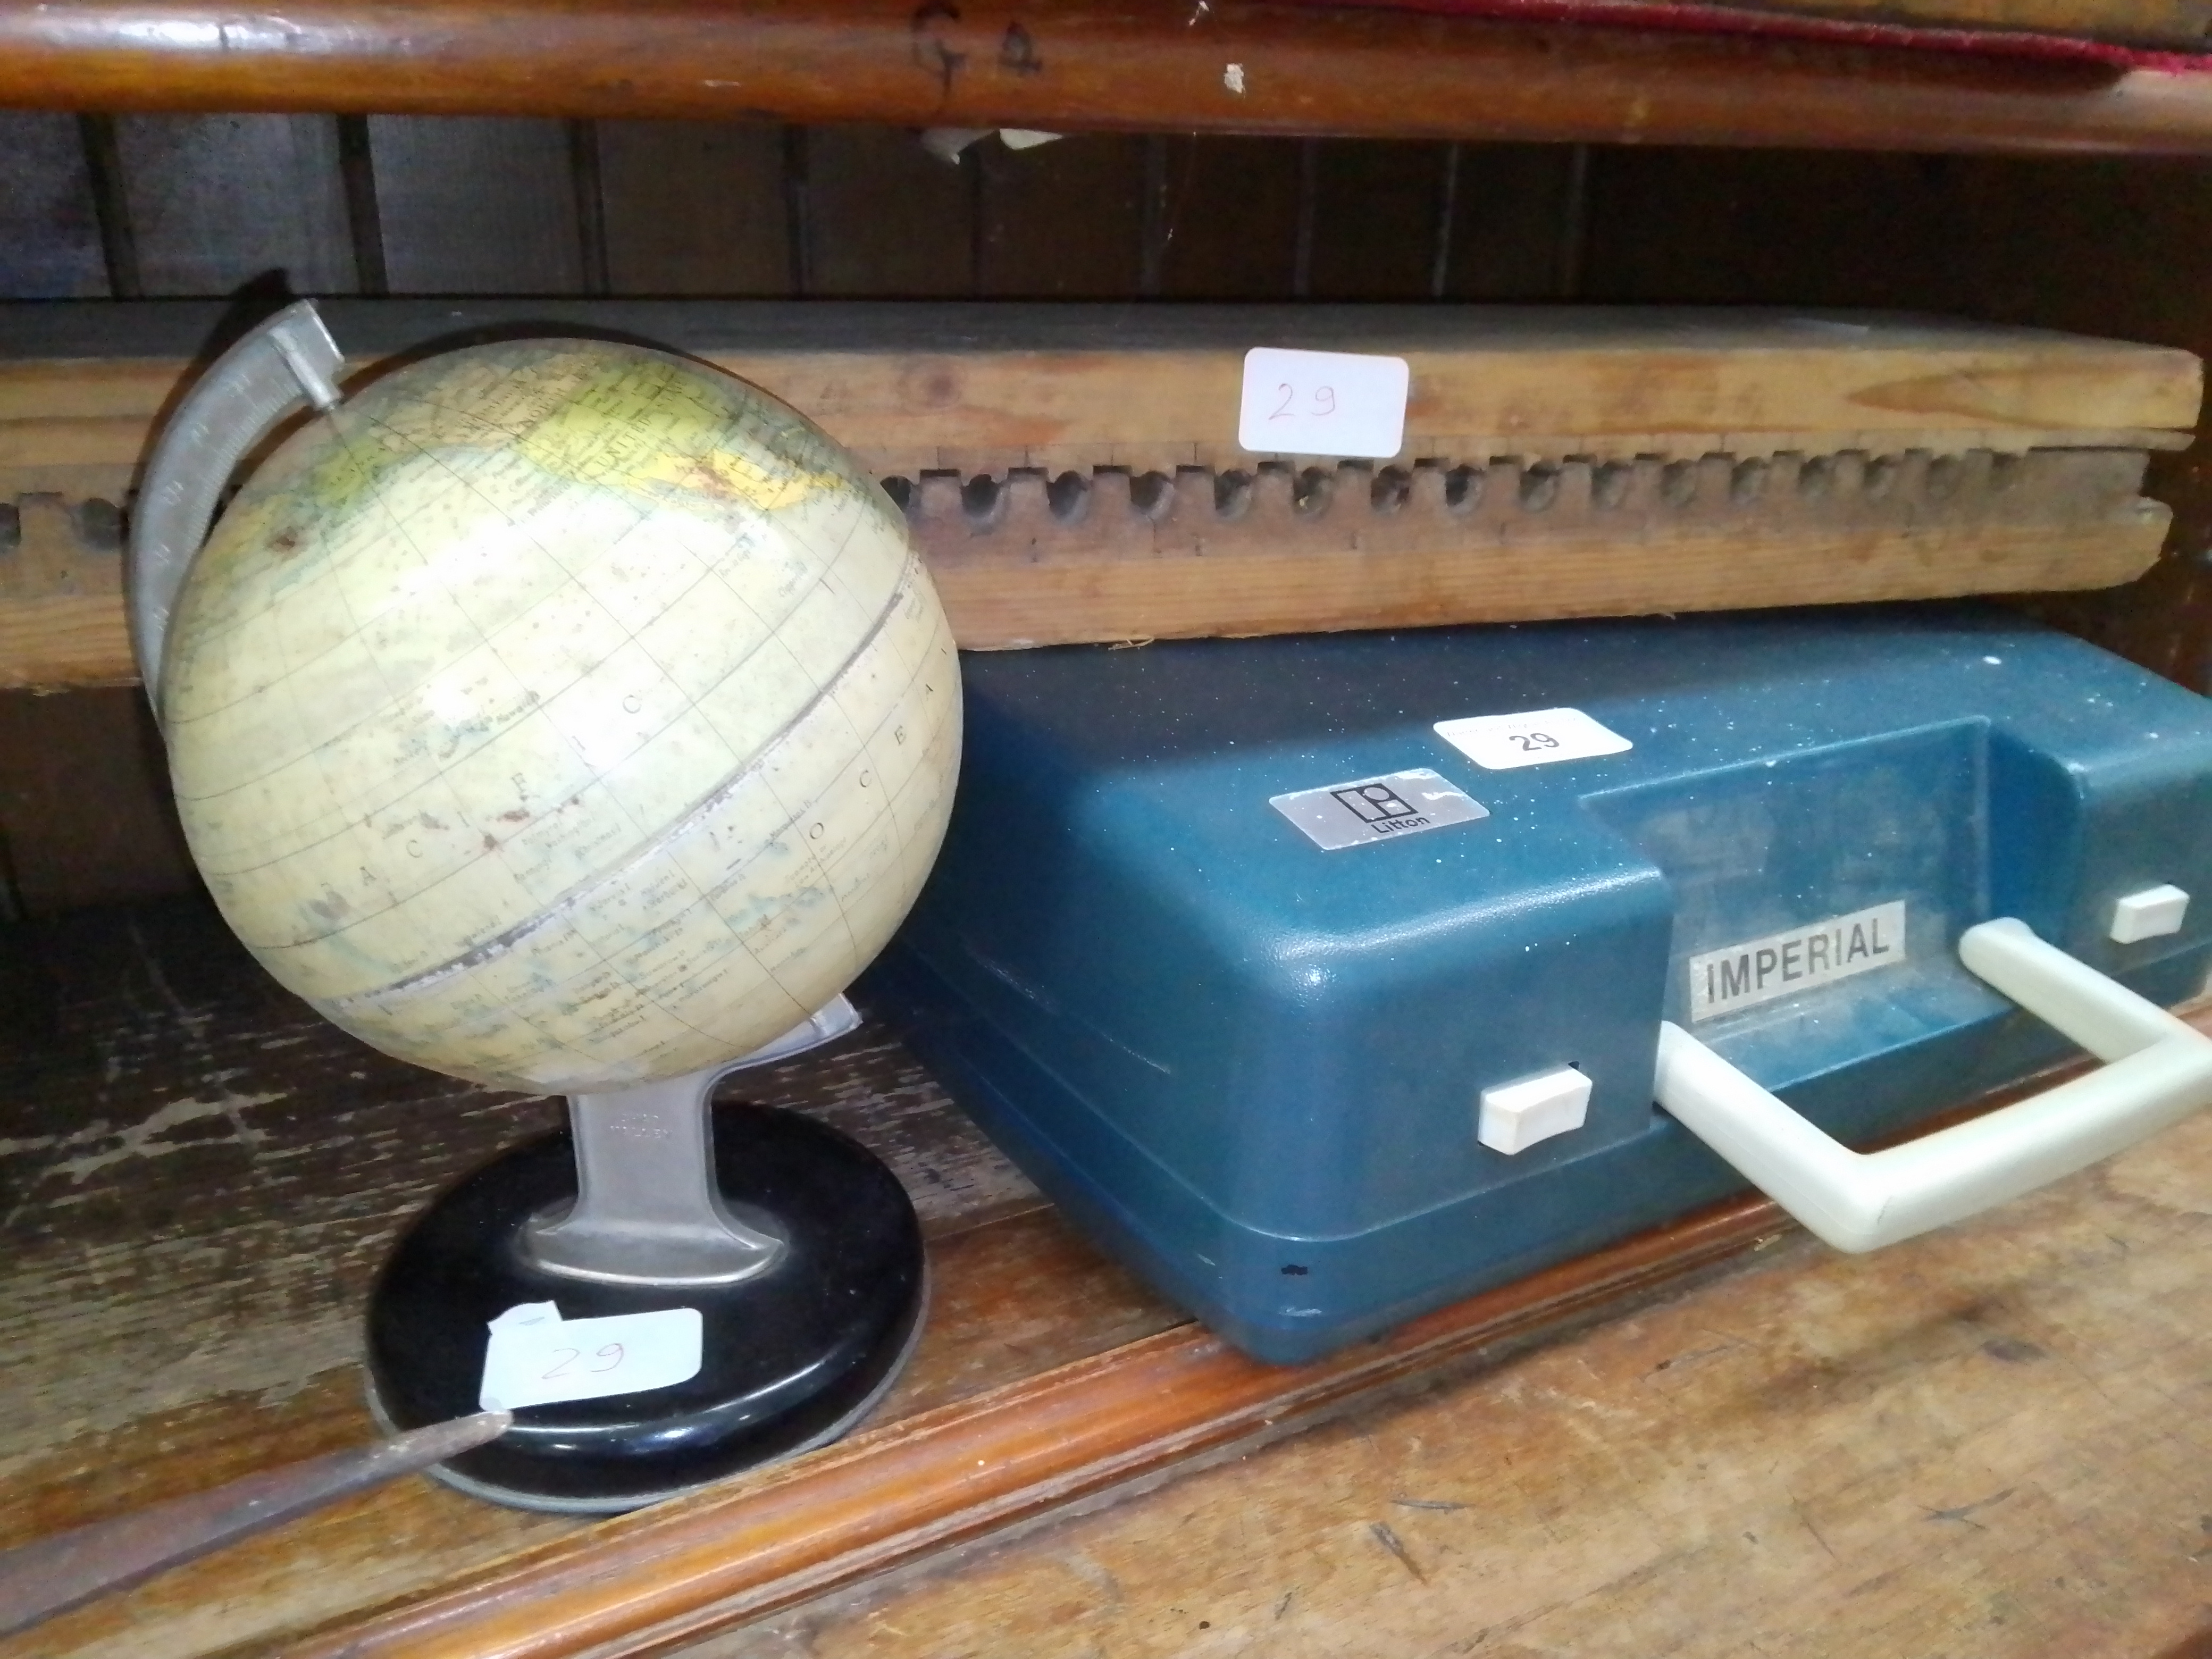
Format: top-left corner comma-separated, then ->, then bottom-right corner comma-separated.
161,338 -> 962,1095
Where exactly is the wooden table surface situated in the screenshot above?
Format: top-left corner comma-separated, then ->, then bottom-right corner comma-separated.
7,898 -> 2212,1657
701,1090 -> 2212,1655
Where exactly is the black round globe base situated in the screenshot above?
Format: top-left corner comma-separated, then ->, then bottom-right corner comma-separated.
366,1102 -> 925,1514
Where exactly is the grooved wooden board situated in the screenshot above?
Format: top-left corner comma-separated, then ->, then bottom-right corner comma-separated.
0,300 -> 2192,685
916,447 -> 2167,648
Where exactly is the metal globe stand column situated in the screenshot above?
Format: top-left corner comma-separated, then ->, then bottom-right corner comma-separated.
521,1075 -> 789,1288
364,996 -> 928,1514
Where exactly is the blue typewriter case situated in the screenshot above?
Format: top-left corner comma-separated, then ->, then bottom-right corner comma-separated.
868,611 -> 2212,1362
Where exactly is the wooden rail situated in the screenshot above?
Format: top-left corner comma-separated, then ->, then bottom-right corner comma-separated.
5,0 -> 2212,155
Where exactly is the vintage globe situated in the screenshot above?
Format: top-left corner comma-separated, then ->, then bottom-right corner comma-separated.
160,338 -> 961,1094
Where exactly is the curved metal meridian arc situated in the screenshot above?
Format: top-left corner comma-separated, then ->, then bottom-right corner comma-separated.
127,299 -> 345,718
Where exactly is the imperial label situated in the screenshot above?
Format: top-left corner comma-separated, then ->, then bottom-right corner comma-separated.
1687,900 -> 1907,1021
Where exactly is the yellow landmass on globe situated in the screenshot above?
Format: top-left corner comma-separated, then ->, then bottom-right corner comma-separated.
510,356 -> 851,514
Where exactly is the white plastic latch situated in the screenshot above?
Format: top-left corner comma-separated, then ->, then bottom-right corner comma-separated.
2110,885 -> 2189,944
1478,1066 -> 1591,1155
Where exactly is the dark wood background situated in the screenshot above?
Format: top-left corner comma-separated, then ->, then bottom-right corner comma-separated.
3,113 -> 2208,917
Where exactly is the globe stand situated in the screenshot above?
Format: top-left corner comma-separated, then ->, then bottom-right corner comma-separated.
365,999 -> 926,1513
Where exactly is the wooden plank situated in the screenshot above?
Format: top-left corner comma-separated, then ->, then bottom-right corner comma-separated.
234,1009 -> 2212,1659
5,2 -> 2212,157
798,127 -> 975,298
112,114 -> 356,297
0,489 -> 2177,686
1309,139 -> 1454,300
975,135 -> 1149,300
1578,146 -> 2212,689
3,906 -> 2207,1658
366,116 -> 585,294
720,1097 -> 2212,1659
1152,137 -> 1304,298
0,685 -> 192,915
0,896 -> 1069,1659
269,1201 -> 1788,1659
1443,143 -> 1585,298
916,451 -> 2171,650
0,114 -> 106,299
0,303 -> 2192,477
0,491 -> 133,691
596,121 -> 792,297
0,300 -> 2190,684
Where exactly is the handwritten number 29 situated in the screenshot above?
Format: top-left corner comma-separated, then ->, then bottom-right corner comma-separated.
541,1343 -> 627,1380
1270,383 -> 1337,421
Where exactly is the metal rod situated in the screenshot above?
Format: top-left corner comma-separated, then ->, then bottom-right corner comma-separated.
0,1411 -> 513,1639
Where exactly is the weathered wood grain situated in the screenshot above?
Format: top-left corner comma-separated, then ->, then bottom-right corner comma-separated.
710,1100 -> 2212,1659
1,301 -> 2193,469
365,117 -> 586,295
596,121 -> 791,298
111,114 -> 356,298
0,300 -> 2183,683
1,305 -> 2192,483
0,897 -> 1051,1659
6,902 -> 2210,1659
4,1 -> 2212,156
797,127 -> 976,299
915,448 -> 2169,649
255,1203 -> 1782,1659
0,115 -> 107,301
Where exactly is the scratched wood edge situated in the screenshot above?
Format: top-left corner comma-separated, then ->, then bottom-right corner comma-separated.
928,517 -> 2168,650
263,1204 -> 1784,1659
0,516 -> 2165,692
261,996 -> 2212,1659
3,1 -> 2212,155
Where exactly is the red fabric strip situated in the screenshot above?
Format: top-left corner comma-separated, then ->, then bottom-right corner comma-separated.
1283,0 -> 2211,71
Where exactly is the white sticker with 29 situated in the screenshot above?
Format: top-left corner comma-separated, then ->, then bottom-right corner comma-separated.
478,1301 -> 703,1412
1433,707 -> 1633,771
1238,347 -> 1410,460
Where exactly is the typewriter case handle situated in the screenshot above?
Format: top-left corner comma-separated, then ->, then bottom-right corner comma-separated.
1655,918 -> 2212,1253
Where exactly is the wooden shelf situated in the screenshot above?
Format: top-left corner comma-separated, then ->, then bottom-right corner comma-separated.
4,897 -> 2208,1658
5,0 -> 2212,155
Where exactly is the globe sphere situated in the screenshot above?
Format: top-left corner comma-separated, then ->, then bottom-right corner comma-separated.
161,338 -> 961,1094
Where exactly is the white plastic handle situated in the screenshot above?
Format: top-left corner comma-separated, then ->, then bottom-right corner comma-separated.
1654,917 -> 2212,1253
